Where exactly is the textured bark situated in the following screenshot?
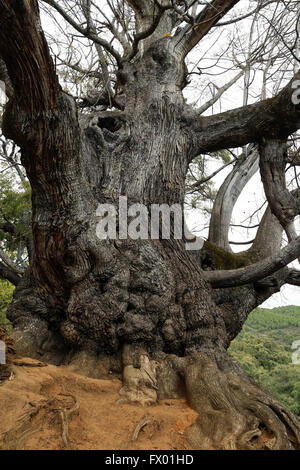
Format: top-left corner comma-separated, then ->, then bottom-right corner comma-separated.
0,0 -> 300,450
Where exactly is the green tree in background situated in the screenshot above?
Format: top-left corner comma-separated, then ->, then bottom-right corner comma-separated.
229,307 -> 300,416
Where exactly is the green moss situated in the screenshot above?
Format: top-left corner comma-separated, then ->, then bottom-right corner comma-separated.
203,241 -> 255,270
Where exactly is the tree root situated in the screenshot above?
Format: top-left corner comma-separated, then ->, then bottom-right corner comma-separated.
118,345 -> 159,405
181,353 -> 300,450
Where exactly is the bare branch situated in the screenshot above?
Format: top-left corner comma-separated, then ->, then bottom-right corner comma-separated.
0,248 -> 24,275
214,0 -> 277,27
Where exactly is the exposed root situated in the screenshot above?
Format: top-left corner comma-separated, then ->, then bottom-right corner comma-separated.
55,394 -> 80,449
120,413 -> 162,449
180,353 -> 300,450
0,327 -> 16,385
13,359 -> 47,367
0,392 -> 80,450
117,348 -> 300,449
132,413 -> 151,441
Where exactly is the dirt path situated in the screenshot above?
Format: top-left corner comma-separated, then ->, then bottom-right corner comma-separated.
0,358 -> 197,450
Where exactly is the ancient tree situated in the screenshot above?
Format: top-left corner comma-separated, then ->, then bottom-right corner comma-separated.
0,0 -> 300,450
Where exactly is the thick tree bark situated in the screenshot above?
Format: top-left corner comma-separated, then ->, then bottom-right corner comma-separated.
0,0 -> 300,450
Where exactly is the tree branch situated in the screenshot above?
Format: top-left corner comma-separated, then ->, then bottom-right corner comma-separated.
197,70 -> 244,115
214,0 -> 277,27
205,236 -> 300,288
248,206 -> 283,259
0,248 -> 24,275
125,0 -> 151,15
127,1 -> 174,62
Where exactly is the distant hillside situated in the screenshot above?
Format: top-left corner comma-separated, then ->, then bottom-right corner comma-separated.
229,305 -> 300,415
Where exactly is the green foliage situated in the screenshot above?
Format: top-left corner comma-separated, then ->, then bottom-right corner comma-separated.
0,279 -> 14,332
229,306 -> 300,415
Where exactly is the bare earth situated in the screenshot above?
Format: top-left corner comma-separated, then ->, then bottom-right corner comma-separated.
0,358 -> 197,450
